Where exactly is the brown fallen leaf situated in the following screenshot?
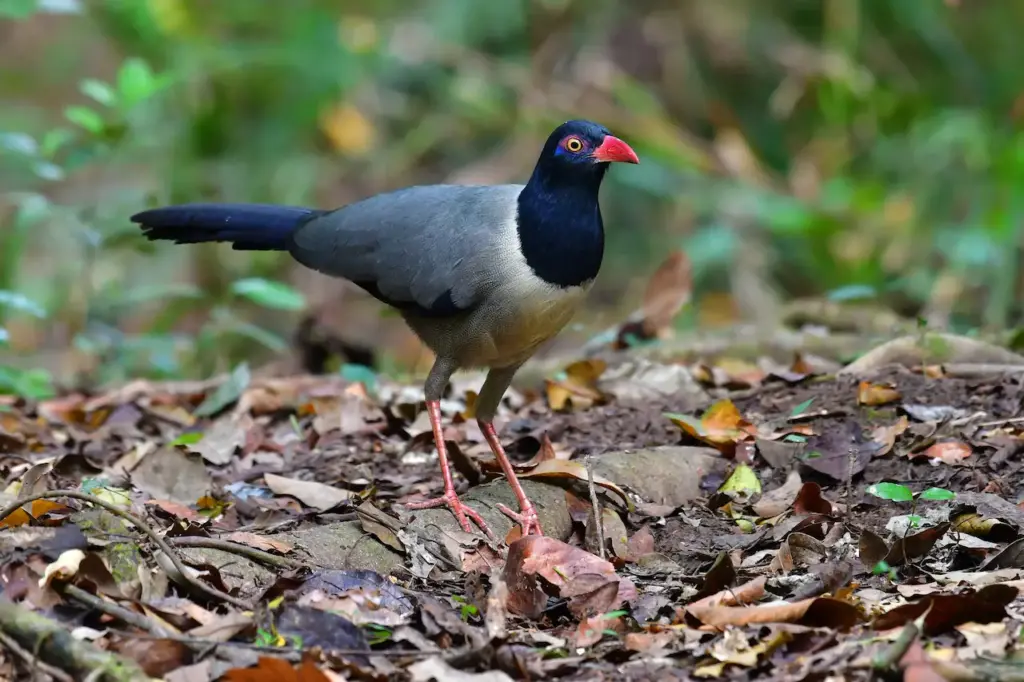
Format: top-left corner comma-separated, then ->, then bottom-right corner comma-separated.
224,532 -> 294,554
626,525 -> 655,561
221,656 -> 334,682
264,473 -> 353,512
512,459 -> 632,511
753,471 -> 803,518
574,612 -> 624,648
873,584 -> 1017,635
146,499 -> 202,523
686,596 -> 862,630
871,416 -> 909,457
686,576 -> 767,611
502,536 -> 636,619
857,381 -> 901,406
614,250 -> 691,349
916,441 -> 972,465
792,482 -> 833,515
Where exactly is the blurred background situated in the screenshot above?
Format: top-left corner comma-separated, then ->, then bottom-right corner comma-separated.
2,0 -> 1024,397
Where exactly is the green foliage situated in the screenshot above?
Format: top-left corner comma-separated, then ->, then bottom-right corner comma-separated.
867,482 -> 956,504
5,0 -> 1024,387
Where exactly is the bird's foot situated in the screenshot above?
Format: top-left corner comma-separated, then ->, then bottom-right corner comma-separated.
406,491 -> 496,541
497,501 -> 544,537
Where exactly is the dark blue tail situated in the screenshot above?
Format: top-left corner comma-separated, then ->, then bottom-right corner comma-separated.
132,203 -> 325,251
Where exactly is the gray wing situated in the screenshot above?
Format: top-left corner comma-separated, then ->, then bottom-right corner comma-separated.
288,184 -> 524,317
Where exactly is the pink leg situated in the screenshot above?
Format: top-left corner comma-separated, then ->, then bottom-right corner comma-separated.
406,400 -> 495,540
479,420 -> 544,536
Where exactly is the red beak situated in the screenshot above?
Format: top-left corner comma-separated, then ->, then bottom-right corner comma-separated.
593,135 -> 639,164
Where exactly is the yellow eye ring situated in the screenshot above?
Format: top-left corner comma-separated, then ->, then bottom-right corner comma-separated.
565,137 -> 583,152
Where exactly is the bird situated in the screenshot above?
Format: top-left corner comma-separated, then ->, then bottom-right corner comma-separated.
131,119 -> 639,540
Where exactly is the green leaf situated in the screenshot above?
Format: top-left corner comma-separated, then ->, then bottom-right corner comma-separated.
0,328 -> 8,346
64,106 -> 104,134
0,290 -> 47,318
919,487 -> 956,501
0,366 -> 55,400
866,482 -> 914,503
231,278 -> 306,311
783,433 -> 808,443
80,78 -> 116,107
40,128 -> 74,158
117,58 -> 156,108
194,363 -> 250,417
790,398 -> 814,417
170,432 -> 204,446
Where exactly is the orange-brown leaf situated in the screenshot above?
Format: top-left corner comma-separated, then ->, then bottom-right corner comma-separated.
918,441 -> 972,466
857,381 -> 901,406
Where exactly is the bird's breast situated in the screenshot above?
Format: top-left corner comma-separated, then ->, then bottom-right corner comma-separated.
458,277 -> 591,368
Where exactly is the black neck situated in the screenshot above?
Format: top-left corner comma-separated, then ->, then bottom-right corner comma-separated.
515,165 -> 606,288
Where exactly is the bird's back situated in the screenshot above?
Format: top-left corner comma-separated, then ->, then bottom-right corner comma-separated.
288,184 -> 523,318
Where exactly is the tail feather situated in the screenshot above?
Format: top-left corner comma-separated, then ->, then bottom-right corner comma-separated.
131,203 -> 324,251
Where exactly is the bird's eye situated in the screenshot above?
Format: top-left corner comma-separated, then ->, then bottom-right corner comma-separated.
564,136 -> 584,153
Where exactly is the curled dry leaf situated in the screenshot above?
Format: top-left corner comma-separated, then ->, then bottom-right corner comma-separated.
686,596 -> 862,631
857,381 -> 901,406
502,535 -> 636,619
666,399 -> 754,457
792,482 -> 833,515
264,473 -> 353,512
873,584 -> 1017,635
917,441 -> 972,465
514,458 -> 632,511
871,416 -> 909,457
686,576 -> 767,611
546,359 -> 607,412
753,471 -> 803,518
626,525 -> 655,561
0,499 -> 70,529
224,532 -> 294,554
614,249 -> 691,349
38,549 -> 86,588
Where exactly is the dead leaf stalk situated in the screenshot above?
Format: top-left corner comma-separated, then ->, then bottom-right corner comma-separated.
0,490 -> 251,610
586,455 -> 605,560
166,536 -> 307,570
0,628 -> 75,682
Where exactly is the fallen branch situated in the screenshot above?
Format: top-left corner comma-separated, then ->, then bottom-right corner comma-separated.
166,536 -> 307,570
0,597 -> 149,682
0,490 -> 251,610
0,627 -> 75,682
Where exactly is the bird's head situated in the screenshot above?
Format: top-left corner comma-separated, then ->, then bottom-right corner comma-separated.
532,120 -> 639,188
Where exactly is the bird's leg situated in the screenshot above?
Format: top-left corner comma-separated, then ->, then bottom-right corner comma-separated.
405,362 -> 495,540
476,364 -> 544,537
479,420 -> 543,536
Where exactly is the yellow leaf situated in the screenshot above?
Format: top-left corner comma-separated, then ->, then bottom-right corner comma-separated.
39,549 -> 86,588
857,381 -> 901,406
319,104 -> 375,156
719,463 -> 761,498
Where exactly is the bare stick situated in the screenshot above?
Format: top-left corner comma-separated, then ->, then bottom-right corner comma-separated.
586,455 -> 606,560
0,490 -> 250,610
166,536 -> 306,570
0,628 -> 75,682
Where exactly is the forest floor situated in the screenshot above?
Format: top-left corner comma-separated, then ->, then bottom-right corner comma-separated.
2,331 -> 1024,681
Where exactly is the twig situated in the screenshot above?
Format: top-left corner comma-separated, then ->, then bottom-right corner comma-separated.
0,490 -> 251,610
0,597 -> 147,682
585,455 -> 605,560
0,628 -> 75,682
166,536 -> 307,570
57,585 -> 172,639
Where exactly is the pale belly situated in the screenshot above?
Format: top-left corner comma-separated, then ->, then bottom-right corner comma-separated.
407,281 -> 590,369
